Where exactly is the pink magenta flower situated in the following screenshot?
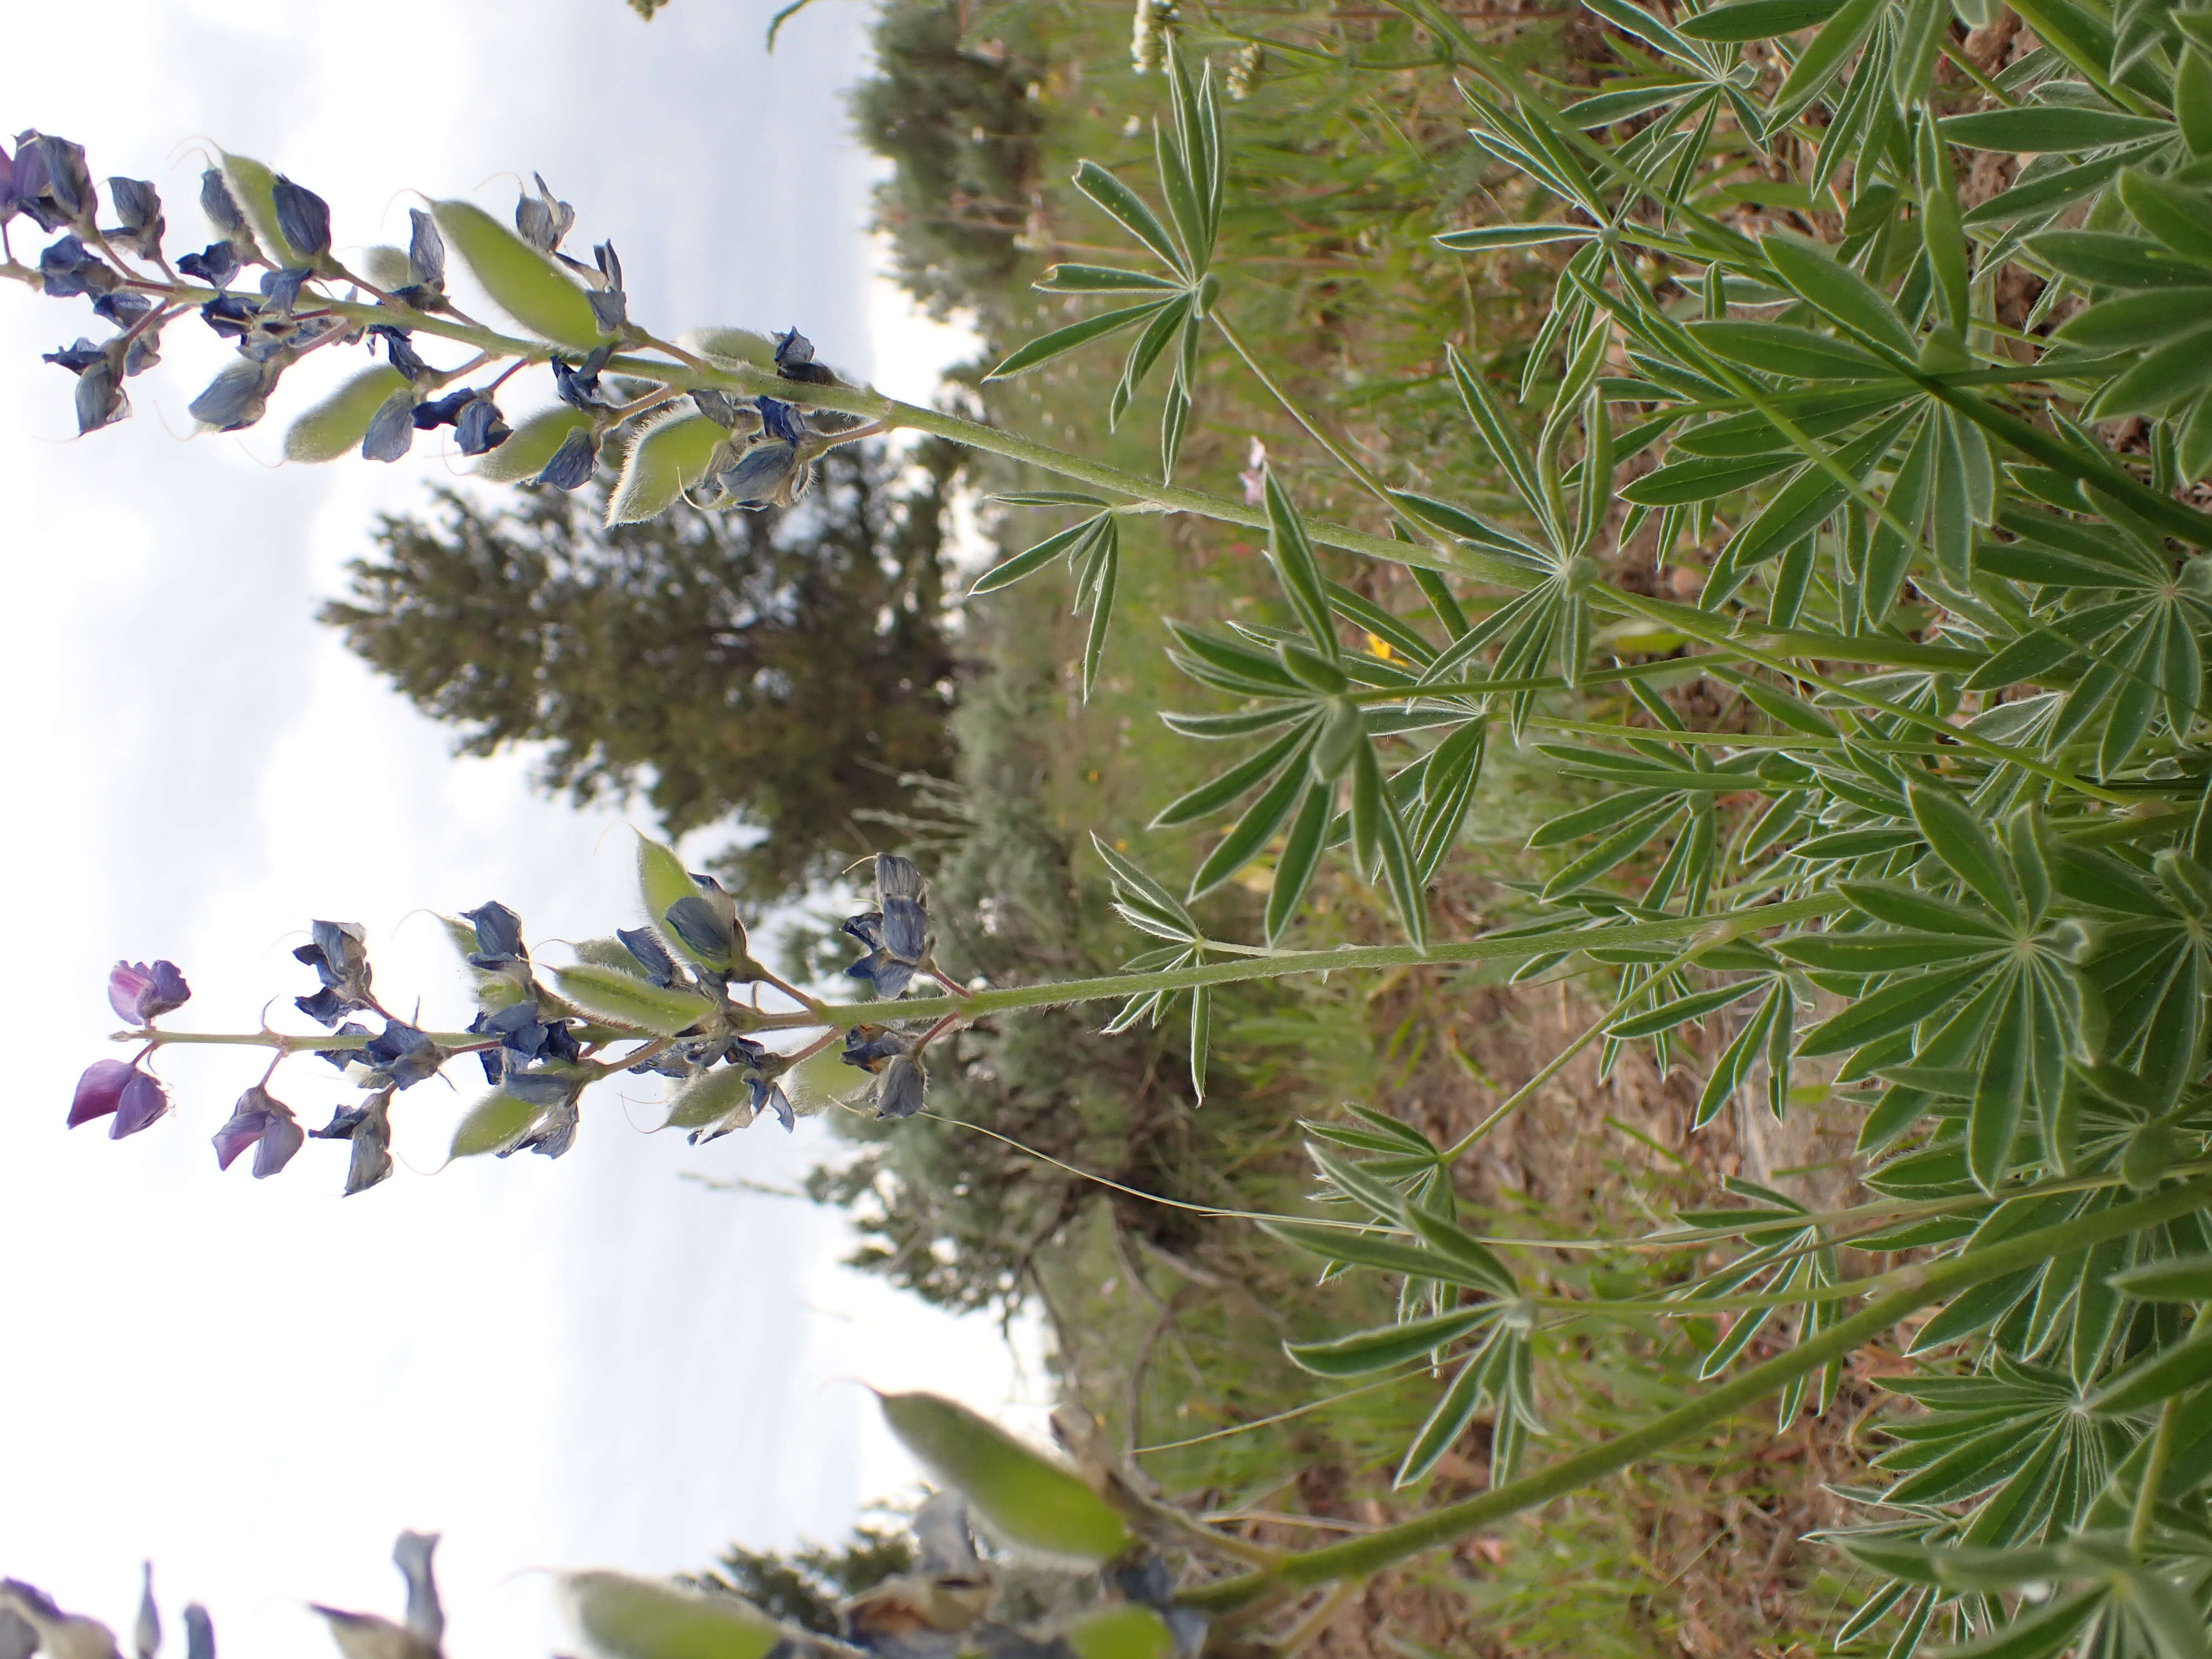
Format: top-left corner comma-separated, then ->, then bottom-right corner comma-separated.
69,1060 -> 170,1136
107,959 -> 190,1024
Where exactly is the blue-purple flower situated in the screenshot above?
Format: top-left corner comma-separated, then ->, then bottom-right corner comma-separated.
514,172 -> 576,254
405,207 -> 446,293
773,327 -> 837,385
43,337 -> 131,432
103,176 -> 163,259
708,397 -> 818,511
497,1058 -> 584,1159
587,241 -> 625,335
70,1058 -> 133,1126
361,388 -> 416,462
369,324 -> 430,383
461,900 -> 527,967
198,290 -> 258,338
270,174 -> 331,259
874,1055 -> 926,1120
188,357 -> 281,432
11,132 -> 93,231
551,344 -> 615,410
841,1025 -> 928,1119
310,1091 -> 394,1194
412,390 -> 510,456
211,1085 -> 304,1177
108,959 -> 190,1024
466,998 -> 581,1083
363,1019 -> 445,1089
295,919 -> 374,1026
843,853 -> 933,998
38,234 -> 118,299
534,426 -> 600,490
662,894 -> 736,967
685,1036 -> 796,1141
616,926 -> 677,986
199,168 -> 246,238
689,388 -> 744,429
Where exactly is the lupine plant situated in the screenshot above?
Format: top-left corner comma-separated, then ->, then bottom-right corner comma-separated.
17,0 -> 2212,1650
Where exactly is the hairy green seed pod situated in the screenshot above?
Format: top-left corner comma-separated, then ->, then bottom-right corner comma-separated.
433,199 -> 602,349
216,152 -> 286,263
549,964 -> 714,1036
664,1065 -> 753,1133
607,412 -> 724,525
682,327 -> 779,369
633,832 -> 734,973
283,365 -> 409,463
877,1391 -> 1131,1563
473,406 -> 590,482
449,1091 -> 542,1159
560,1571 -> 785,1659
636,833 -> 698,932
783,1045 -> 860,1116
360,244 -> 412,290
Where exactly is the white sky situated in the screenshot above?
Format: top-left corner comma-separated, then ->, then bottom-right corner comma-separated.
0,2 -> 1037,1655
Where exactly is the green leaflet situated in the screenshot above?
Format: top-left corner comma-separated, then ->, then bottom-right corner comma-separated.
987,300 -> 1168,380
1676,0 -> 1845,41
1940,107 -> 2176,152
1283,1303 -> 1495,1377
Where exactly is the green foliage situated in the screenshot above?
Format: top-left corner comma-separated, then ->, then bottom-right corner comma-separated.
860,0 -> 2212,1650
321,442 -> 960,902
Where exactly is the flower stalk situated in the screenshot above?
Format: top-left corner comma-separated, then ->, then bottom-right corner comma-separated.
1177,1176 -> 2212,1618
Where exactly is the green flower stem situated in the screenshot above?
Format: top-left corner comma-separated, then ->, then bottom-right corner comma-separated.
816,375 -> 2121,804
142,1026 -> 478,1051
1176,1175 -> 2212,1617
2131,1302 -> 2212,1551
759,896 -> 1843,1031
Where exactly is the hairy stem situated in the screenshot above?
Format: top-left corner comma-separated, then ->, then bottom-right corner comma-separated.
753,895 -> 1843,1030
